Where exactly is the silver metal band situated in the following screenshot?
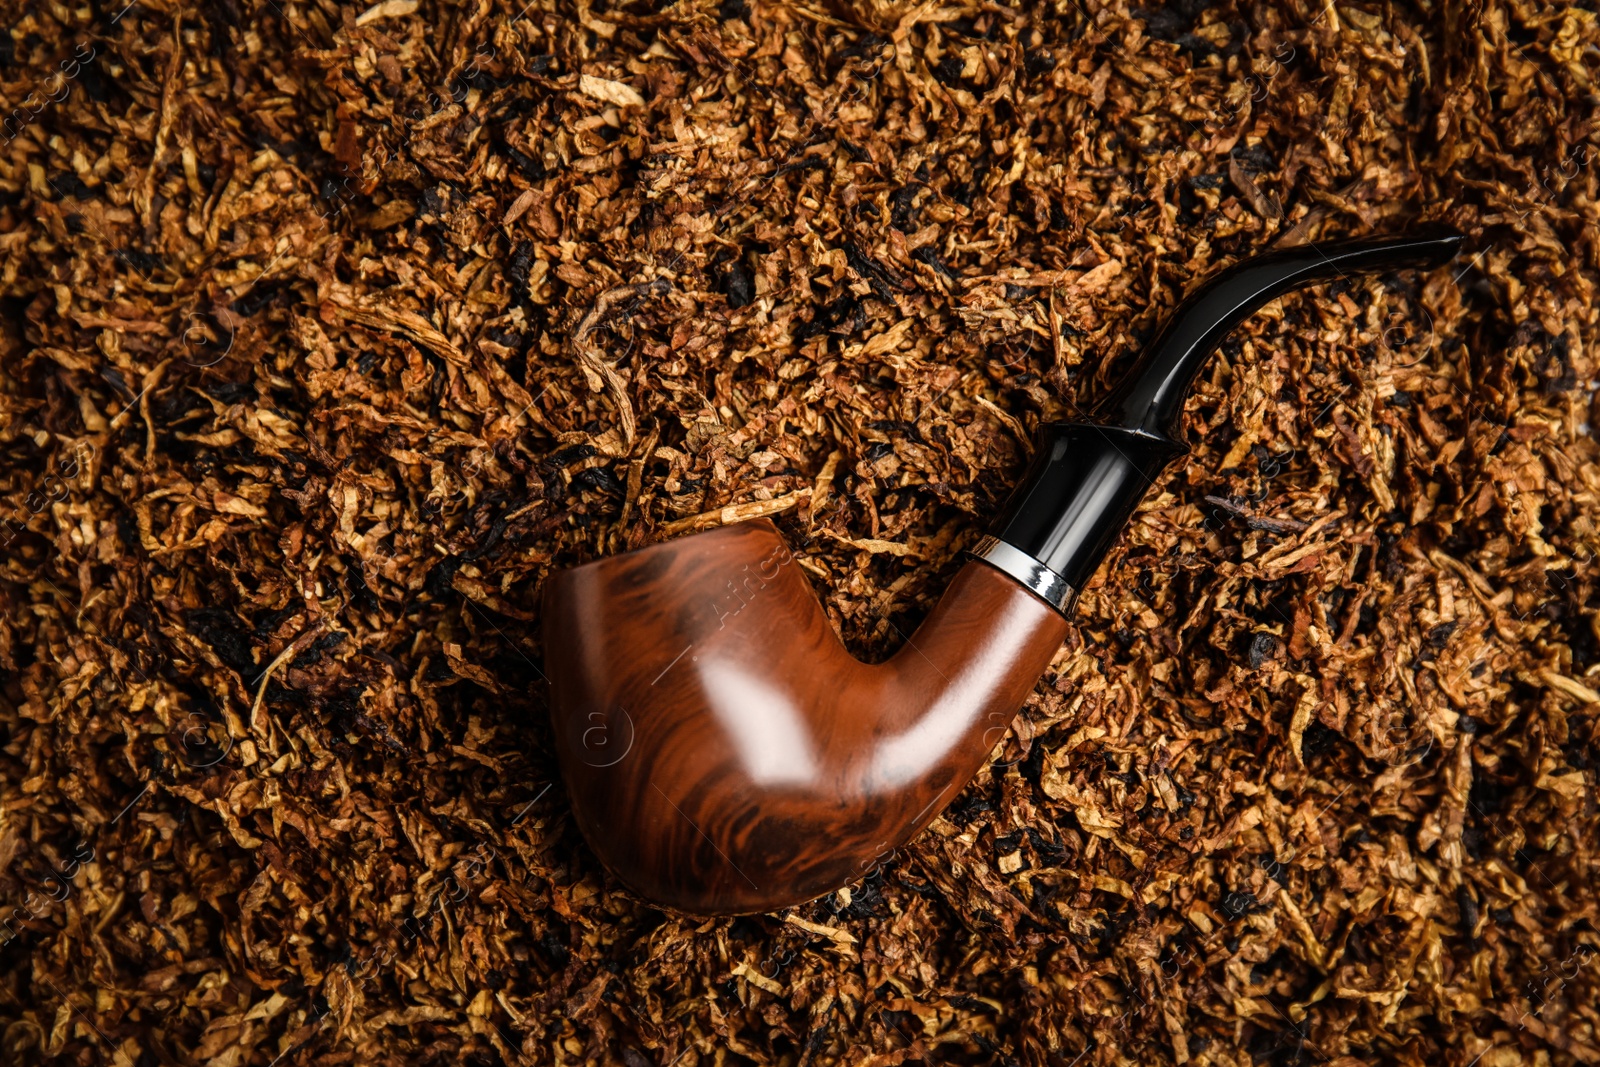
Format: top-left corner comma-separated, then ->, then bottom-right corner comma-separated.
969,536 -> 1077,615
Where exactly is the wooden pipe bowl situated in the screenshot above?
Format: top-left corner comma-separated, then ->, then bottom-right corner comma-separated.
541,519 -> 1068,915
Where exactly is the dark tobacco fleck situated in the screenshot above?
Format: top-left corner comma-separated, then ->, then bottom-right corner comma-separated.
546,443 -> 596,467
1132,7 -> 1192,40
50,173 -> 94,199
292,630 -> 349,670
912,245 -> 960,282
724,259 -> 754,307
232,279 -> 291,317
115,248 -> 163,272
889,184 -> 918,229
424,556 -> 463,599
572,465 -> 622,495
1302,721 -> 1342,759
1221,891 -> 1260,920
183,608 -> 257,675
842,241 -> 902,302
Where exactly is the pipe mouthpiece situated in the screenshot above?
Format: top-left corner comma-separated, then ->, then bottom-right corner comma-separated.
982,226 -> 1466,602
1099,226 -> 1468,440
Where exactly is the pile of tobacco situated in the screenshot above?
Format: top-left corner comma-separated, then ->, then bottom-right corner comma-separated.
1,0 -> 1596,1063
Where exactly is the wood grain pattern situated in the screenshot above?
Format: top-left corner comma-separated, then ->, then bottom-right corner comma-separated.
542,518 -> 1069,915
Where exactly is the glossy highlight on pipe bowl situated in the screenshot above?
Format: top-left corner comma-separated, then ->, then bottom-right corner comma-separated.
544,519 -> 1069,914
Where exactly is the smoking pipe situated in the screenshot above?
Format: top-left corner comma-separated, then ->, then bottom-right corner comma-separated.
542,228 -> 1464,915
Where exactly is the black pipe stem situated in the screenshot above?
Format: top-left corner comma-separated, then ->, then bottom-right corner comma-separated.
1097,226 -> 1466,439
984,227 -> 1466,599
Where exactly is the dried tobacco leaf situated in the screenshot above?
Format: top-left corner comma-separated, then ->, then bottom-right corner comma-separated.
0,0 -> 1596,1065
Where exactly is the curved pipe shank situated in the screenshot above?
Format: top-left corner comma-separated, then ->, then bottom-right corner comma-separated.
1096,226 -> 1466,439
542,519 -> 1068,915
